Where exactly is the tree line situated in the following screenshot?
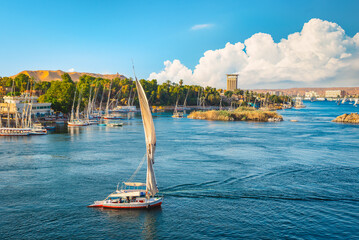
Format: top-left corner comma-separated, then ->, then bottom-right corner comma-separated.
0,73 -> 223,114
0,73 -> 292,114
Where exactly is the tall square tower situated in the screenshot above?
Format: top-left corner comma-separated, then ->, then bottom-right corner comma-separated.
226,74 -> 238,91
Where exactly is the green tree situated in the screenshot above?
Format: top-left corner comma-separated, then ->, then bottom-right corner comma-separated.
224,91 -> 233,98
61,73 -> 74,83
38,79 -> 76,114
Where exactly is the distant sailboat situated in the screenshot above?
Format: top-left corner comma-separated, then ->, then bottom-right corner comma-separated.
68,88 -> 89,127
341,97 -> 347,104
88,79 -> 163,209
103,80 -> 123,120
294,96 -> 306,109
354,98 -> 358,107
172,96 -> 184,118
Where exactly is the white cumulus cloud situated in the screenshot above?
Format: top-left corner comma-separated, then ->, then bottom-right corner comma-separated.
149,18 -> 359,89
191,24 -> 213,31
67,68 -> 75,72
148,60 -> 193,83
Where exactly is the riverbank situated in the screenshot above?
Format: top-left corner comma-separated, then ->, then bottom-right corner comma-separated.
332,113 -> 359,124
187,107 -> 283,122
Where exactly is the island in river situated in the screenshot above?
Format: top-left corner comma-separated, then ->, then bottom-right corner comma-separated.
332,113 -> 359,124
188,107 -> 283,122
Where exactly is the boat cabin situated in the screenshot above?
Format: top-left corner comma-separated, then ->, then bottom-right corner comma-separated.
105,182 -> 147,204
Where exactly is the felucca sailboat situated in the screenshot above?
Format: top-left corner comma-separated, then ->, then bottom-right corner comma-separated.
88,79 -> 163,209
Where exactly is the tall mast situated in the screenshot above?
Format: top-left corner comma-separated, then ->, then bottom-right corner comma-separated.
133,64 -> 158,197
87,84 -> 93,121
27,84 -> 33,128
91,84 -> 99,115
174,96 -> 179,114
136,80 -> 158,198
197,87 -> 201,106
98,86 -> 105,115
131,90 -> 136,106
105,80 -> 112,116
183,89 -> 189,107
76,90 -> 82,120
114,87 -> 122,109
22,79 -> 30,128
15,107 -> 18,128
7,103 -> 10,128
70,88 -> 77,122
127,85 -> 133,106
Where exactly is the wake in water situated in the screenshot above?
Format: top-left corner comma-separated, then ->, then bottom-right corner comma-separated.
161,168 -> 359,203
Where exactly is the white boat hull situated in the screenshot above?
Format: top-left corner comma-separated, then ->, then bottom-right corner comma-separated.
68,121 -> 89,126
0,128 -> 31,136
88,197 -> 163,209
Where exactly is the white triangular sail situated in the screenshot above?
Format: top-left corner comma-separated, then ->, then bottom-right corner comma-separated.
135,80 -> 158,197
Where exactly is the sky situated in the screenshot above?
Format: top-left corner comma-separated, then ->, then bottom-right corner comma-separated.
0,0 -> 359,89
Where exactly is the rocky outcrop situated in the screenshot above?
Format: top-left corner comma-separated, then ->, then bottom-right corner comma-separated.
332,113 -> 359,124
188,108 -> 283,122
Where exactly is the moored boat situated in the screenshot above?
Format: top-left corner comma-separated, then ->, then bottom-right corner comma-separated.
0,128 -> 31,136
107,122 -> 123,127
30,123 -> 47,135
68,120 -> 89,127
103,115 -> 124,120
45,125 -> 56,130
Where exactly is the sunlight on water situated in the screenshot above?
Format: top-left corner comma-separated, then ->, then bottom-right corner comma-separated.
0,101 -> 359,239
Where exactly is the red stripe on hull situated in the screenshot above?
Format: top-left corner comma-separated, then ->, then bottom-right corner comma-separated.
88,201 -> 162,209
103,201 -> 162,209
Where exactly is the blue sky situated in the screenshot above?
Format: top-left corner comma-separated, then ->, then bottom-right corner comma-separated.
1,0 -> 358,87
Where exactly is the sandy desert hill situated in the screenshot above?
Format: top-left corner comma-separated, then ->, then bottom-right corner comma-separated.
11,70 -> 126,82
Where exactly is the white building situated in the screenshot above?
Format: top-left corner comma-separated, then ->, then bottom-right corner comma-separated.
269,91 -> 283,96
325,90 -> 344,98
1,94 -> 53,117
304,91 -> 319,100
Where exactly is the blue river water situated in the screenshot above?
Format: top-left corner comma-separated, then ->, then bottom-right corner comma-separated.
1,101 -> 359,239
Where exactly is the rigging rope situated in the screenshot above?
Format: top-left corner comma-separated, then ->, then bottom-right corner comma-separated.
127,153 -> 147,183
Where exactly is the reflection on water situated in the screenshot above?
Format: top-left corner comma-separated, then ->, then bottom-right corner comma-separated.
90,207 -> 162,239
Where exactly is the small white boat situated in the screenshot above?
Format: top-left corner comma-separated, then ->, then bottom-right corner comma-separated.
103,115 -> 123,120
107,122 -> 123,127
30,123 -> 47,135
172,112 -> 184,118
89,79 -> 163,209
88,119 -> 99,125
68,120 -> 89,127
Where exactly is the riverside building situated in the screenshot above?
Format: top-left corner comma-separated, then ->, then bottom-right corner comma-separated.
304,91 -> 319,100
325,90 -> 345,98
227,74 -> 238,91
0,94 -> 53,116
